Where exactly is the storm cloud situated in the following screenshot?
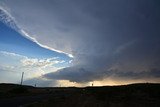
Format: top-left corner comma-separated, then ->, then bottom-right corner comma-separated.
1,0 -> 160,84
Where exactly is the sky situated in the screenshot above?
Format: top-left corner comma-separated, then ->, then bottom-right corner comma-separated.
0,0 -> 160,87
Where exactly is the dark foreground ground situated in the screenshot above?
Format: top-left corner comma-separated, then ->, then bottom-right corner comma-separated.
0,83 -> 160,107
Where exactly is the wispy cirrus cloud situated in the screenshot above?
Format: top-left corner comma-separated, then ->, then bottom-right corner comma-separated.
0,5 -> 18,30
0,6 -> 73,58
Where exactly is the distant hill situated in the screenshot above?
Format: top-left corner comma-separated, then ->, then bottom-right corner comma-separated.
0,83 -> 160,107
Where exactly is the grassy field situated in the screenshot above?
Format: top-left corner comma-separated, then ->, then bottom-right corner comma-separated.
0,83 -> 160,107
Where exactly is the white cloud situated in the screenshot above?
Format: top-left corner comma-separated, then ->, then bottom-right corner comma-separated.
0,51 -> 63,69
21,57 -> 63,68
0,51 -> 64,84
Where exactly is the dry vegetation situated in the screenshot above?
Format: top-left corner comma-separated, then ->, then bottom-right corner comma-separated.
0,83 -> 160,107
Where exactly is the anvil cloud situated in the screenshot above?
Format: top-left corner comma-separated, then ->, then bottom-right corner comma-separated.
0,0 -> 160,85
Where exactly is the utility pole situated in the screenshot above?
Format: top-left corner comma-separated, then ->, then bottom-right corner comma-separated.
92,82 -> 94,87
20,72 -> 24,85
